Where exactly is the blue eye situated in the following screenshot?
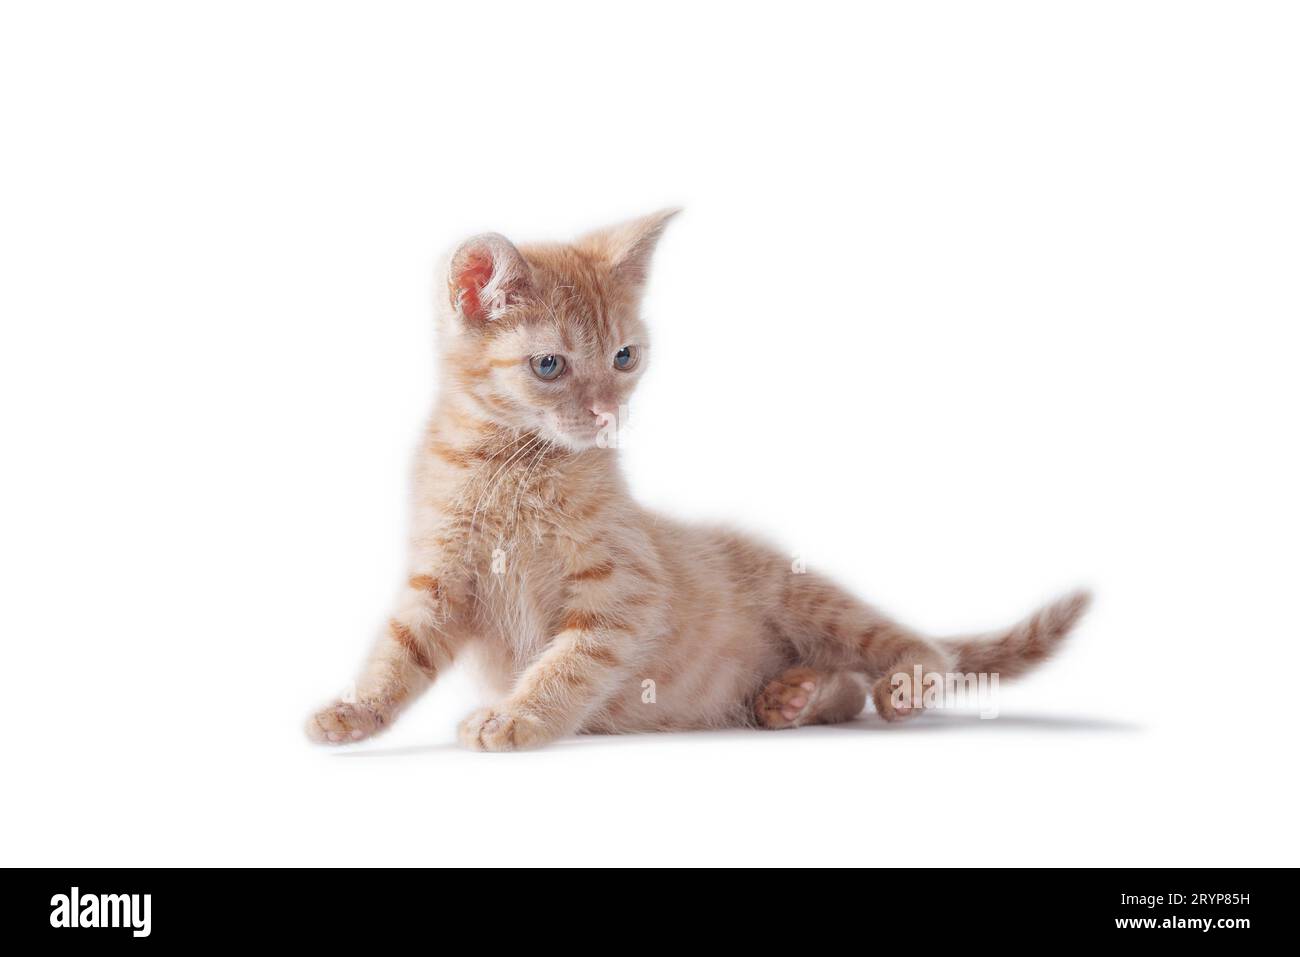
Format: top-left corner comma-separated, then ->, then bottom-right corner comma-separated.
613,345 -> 637,371
530,354 -> 566,380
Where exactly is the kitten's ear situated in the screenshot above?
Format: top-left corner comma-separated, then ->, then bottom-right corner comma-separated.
447,232 -> 532,327
579,208 -> 681,295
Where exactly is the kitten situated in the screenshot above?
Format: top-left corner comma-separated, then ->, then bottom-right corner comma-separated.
307,210 -> 1090,751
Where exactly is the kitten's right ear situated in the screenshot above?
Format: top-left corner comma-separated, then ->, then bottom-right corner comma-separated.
447,233 -> 532,327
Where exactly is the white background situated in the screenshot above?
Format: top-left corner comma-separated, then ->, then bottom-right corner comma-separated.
2,1 -> 1297,867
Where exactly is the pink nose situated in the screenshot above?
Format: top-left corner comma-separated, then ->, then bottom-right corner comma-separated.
590,406 -> 616,421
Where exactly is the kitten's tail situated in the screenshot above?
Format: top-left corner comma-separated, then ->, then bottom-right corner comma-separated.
939,589 -> 1092,680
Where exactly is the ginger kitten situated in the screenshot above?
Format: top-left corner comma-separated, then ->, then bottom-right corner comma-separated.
307,210 -> 1090,751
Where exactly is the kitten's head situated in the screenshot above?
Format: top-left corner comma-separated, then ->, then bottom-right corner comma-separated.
436,210 -> 678,451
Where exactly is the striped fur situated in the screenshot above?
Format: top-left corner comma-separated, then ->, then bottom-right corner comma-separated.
306,212 -> 1091,750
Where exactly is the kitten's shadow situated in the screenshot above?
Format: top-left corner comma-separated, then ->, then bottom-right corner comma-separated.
329,712 -> 1138,758
811,712 -> 1139,734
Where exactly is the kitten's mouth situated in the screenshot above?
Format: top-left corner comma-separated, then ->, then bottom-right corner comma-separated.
558,429 -> 602,450
546,412 -> 621,451
548,422 -> 608,451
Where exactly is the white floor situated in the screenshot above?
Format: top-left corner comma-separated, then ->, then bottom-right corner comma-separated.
11,650 -> 1294,867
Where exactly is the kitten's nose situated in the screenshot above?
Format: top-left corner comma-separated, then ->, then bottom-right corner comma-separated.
590,405 -> 616,422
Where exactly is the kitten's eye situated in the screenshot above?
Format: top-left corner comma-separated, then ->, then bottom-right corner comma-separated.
613,345 -> 637,371
529,354 -> 566,381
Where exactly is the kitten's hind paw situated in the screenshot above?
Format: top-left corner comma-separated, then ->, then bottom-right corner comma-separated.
755,667 -> 823,729
871,676 -> 924,723
306,700 -> 386,744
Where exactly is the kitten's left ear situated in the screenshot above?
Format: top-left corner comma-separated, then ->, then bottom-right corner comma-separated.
579,208 -> 681,296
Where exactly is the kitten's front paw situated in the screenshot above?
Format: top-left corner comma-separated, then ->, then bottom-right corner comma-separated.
458,707 -> 548,752
306,700 -> 385,744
